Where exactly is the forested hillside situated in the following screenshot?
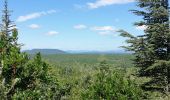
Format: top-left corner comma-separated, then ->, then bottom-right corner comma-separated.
0,0 -> 170,100
24,49 -> 66,55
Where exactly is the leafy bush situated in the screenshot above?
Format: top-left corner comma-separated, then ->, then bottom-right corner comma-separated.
81,61 -> 144,100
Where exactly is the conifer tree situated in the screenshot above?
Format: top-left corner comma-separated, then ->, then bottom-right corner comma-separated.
0,0 -> 17,84
0,0 -> 61,99
0,0 -> 30,99
120,0 -> 170,93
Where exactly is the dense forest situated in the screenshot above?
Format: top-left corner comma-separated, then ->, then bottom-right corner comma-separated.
0,0 -> 170,100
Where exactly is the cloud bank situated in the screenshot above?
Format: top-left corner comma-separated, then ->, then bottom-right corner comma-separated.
87,0 -> 135,9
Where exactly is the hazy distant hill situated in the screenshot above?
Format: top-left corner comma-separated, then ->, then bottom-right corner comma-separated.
66,49 -> 129,54
24,49 -> 129,55
24,49 -> 66,55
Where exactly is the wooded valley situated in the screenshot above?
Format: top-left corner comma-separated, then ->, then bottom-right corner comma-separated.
0,0 -> 170,100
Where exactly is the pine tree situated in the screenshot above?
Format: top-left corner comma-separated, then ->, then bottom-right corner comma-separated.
120,0 -> 170,93
0,0 -> 17,84
0,0 -> 61,99
0,1 -> 29,99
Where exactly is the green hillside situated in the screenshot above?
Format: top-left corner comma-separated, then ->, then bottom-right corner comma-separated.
24,49 -> 66,54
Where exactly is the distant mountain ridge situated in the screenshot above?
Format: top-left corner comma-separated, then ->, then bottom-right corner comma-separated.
23,49 -> 129,55
66,49 -> 129,54
24,49 -> 66,54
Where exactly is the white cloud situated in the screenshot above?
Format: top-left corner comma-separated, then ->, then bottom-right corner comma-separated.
28,24 -> 40,29
16,10 -> 57,22
46,31 -> 59,36
136,25 -> 147,30
92,26 -> 116,31
74,24 -> 87,29
87,0 -> 135,9
91,26 -> 118,36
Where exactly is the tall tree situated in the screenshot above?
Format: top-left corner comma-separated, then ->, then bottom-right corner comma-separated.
0,1 -> 29,99
0,0 -> 16,83
0,0 -> 61,99
119,0 -> 170,93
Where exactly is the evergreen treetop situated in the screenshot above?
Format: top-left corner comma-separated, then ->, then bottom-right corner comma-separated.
120,0 -> 170,93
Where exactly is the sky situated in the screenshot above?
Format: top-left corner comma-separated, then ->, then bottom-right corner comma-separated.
0,0 -> 145,51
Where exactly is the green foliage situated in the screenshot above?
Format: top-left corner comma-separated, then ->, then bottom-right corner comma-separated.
145,60 -> 170,91
1,51 -> 63,99
81,61 -> 144,100
1,0 -> 169,99
0,1 -> 62,99
42,54 -> 134,68
120,0 -> 170,93
0,83 -> 6,99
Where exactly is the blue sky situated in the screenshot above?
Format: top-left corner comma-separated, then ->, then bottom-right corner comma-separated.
0,0 -> 145,51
